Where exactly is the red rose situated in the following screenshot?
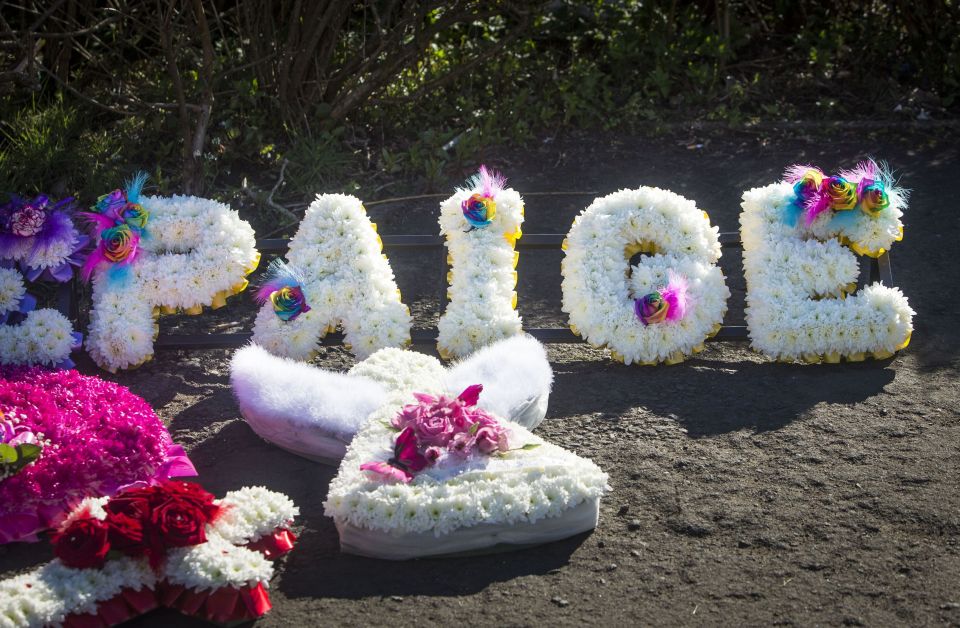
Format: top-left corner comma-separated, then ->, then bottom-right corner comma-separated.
104,493 -> 152,556
106,511 -> 147,556
154,480 -> 220,519
51,514 -> 111,569
151,498 -> 210,548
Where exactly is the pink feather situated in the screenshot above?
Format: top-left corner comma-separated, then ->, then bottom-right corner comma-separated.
838,160 -> 878,183
79,211 -> 118,233
783,164 -> 823,184
661,271 -> 689,322
477,165 -> 507,198
803,192 -> 833,226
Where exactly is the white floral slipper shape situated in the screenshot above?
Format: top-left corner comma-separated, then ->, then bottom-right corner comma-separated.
230,336 -> 553,466
323,390 -> 608,560
443,334 -> 552,429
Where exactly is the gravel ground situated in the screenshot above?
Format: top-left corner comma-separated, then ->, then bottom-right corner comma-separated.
2,125 -> 958,626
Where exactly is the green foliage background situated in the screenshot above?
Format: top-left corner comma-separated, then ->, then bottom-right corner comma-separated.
0,0 -> 956,230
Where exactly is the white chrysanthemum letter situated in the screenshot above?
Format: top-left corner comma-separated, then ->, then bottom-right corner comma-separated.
86,195 -> 259,371
561,187 -> 729,365
252,194 -> 411,360
437,166 -> 524,358
740,162 -> 913,362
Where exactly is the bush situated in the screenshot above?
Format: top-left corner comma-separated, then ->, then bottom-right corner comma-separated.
0,0 -> 956,217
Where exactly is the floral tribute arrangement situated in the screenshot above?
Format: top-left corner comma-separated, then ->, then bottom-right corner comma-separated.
252,193 -> 410,361
0,193 -> 87,282
231,335 -> 554,467
82,175 -> 259,371
324,381 -> 606,560
740,160 -> 914,362
0,481 -> 298,627
0,266 -> 81,368
437,166 -> 525,358
359,384 -> 522,482
0,193 -> 85,368
561,187 -> 730,365
0,367 -> 196,544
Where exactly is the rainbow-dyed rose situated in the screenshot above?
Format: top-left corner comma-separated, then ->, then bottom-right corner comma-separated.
255,259 -> 311,322
792,168 -> 824,202
100,224 -> 140,263
80,173 -> 150,282
825,176 -> 858,211
461,193 -> 497,228
635,291 -> 669,325
857,180 -> 890,216
95,189 -> 128,219
122,203 -> 150,229
270,285 -> 310,321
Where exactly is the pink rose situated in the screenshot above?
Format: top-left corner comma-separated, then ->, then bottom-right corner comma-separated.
413,412 -> 455,447
391,405 -> 419,430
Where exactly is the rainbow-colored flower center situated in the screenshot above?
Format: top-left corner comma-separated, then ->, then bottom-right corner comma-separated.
461,193 -> 496,228
635,291 -> 669,325
825,177 -> 858,211
122,203 -> 149,229
101,224 -> 139,263
270,285 -> 310,321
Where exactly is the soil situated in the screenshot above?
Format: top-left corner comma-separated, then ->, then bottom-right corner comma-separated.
2,124 -> 959,627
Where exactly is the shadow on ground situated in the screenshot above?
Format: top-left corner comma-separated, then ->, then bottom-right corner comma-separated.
549,356 -> 897,436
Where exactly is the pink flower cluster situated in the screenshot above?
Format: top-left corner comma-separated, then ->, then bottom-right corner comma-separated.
0,367 -> 196,544
391,384 -> 510,461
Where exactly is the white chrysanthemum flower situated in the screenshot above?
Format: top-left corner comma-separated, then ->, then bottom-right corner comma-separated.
0,267 -> 27,315
323,395 -> 608,539
212,486 -> 299,544
164,533 -> 274,591
0,305 -> 76,367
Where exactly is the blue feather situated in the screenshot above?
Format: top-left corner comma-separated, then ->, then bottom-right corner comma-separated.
829,210 -> 860,231
105,263 -> 133,288
125,171 -> 149,204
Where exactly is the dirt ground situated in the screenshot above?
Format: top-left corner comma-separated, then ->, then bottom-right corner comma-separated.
2,124 -> 959,626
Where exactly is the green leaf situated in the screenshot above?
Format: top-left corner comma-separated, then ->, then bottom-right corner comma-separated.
0,443 -> 17,464
520,443 -> 541,450
16,443 -> 41,464
468,422 -> 480,436
381,420 -> 400,432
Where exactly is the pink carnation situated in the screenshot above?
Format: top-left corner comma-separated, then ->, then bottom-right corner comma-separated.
448,432 -> 475,458
0,367 -> 196,544
474,425 -> 509,455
